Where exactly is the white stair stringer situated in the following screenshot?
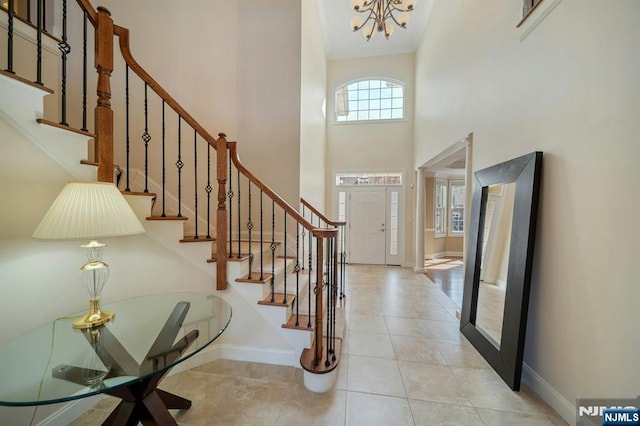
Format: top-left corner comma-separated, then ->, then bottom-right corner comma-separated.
228,243 -> 320,360
124,193 -> 216,277
124,191 -> 315,363
0,74 -> 96,182
231,279 -> 313,359
122,168 -> 212,237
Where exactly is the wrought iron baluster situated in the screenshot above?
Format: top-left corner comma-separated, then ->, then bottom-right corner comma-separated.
26,0 -> 31,23
259,190 -> 264,281
5,0 -> 14,74
161,101 -> 166,217
282,213 -> 287,304
247,181 -> 253,280
326,235 -> 332,367
307,230 -> 312,328
35,0 -> 42,84
301,228 -> 306,271
206,144 -> 212,238
332,235 -> 338,361
142,83 -> 150,193
42,0 -> 46,33
237,168 -> 241,258
270,199 -> 276,303
340,224 -> 346,299
124,65 -> 130,191
176,116 -> 183,216
193,130 -> 199,239
81,10 -> 87,131
295,223 -> 300,326
227,156 -> 233,256
58,0 -> 70,126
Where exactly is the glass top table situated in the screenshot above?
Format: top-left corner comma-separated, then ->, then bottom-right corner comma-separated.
0,292 -> 231,425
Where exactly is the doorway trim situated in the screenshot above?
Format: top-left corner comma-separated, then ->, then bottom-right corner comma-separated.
415,133 -> 473,272
333,170 -> 406,266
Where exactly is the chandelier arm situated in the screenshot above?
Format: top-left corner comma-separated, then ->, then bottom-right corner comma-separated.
366,20 -> 376,39
354,8 -> 377,31
387,12 -> 404,28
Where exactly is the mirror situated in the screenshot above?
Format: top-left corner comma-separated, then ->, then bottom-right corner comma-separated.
460,152 -> 542,391
475,182 -> 516,348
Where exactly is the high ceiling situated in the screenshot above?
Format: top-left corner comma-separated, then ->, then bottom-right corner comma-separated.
317,0 -> 434,60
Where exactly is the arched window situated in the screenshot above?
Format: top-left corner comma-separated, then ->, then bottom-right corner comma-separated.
335,78 -> 405,122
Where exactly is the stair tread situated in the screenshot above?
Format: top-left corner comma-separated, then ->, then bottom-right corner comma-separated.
0,69 -> 54,94
236,272 -> 272,284
122,191 -> 157,197
257,293 -> 295,307
36,118 -> 95,138
300,339 -> 342,374
282,314 -> 314,330
207,254 -> 250,263
146,215 -> 188,221
180,236 -> 215,243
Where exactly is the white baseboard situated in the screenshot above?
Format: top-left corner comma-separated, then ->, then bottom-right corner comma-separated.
39,343 -> 298,425
425,251 -> 463,260
425,252 -> 447,260
522,362 -> 575,425
37,395 -> 106,426
221,344 -> 298,367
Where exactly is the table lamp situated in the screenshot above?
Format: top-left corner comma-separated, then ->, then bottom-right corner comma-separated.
33,182 -> 145,329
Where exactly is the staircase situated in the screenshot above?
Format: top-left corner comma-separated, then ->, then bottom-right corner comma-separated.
0,0 -> 345,402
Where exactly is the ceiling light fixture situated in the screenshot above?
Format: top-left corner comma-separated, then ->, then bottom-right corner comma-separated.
350,0 -> 416,40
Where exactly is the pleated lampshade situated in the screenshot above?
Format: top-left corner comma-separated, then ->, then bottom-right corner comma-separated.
33,182 -> 145,240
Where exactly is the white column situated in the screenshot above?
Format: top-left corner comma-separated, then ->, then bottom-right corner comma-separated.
463,135 -> 473,264
414,168 -> 425,273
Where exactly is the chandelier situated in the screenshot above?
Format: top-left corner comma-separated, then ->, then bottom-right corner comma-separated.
350,0 -> 417,40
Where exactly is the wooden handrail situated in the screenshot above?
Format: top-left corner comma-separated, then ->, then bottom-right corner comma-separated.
74,0 -> 97,26
300,197 -> 346,228
112,24 -> 219,148
227,140 -> 334,238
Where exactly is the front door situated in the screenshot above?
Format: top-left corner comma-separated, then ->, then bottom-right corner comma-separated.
349,186 -> 387,264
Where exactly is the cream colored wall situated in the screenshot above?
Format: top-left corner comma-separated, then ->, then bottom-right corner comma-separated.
414,0 -> 640,412
424,177 -> 464,258
445,236 -> 463,254
327,53 -> 415,264
299,0 -> 327,210
237,0 -> 302,207
96,0 -> 238,139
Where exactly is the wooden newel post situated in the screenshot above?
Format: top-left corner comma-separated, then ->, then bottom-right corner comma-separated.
216,133 -> 228,290
95,7 -> 113,183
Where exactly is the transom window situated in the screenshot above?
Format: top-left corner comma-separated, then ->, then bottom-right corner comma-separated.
335,172 -> 403,186
335,78 -> 405,122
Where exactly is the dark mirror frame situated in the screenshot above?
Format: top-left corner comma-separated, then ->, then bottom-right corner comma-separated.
460,151 -> 542,390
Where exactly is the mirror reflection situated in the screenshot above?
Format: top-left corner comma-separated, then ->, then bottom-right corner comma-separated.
475,182 -> 516,348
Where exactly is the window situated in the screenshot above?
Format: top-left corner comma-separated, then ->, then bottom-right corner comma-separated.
335,78 -> 405,122
389,191 -> 399,256
435,179 -> 447,237
337,191 -> 346,222
449,181 -> 465,235
335,172 -> 402,186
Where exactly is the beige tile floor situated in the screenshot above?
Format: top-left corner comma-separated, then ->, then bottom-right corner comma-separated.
72,265 -> 566,425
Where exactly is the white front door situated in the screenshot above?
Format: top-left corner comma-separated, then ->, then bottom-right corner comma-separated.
349,186 -> 387,264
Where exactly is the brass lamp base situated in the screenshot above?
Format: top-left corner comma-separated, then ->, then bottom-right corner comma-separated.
72,299 -> 115,329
